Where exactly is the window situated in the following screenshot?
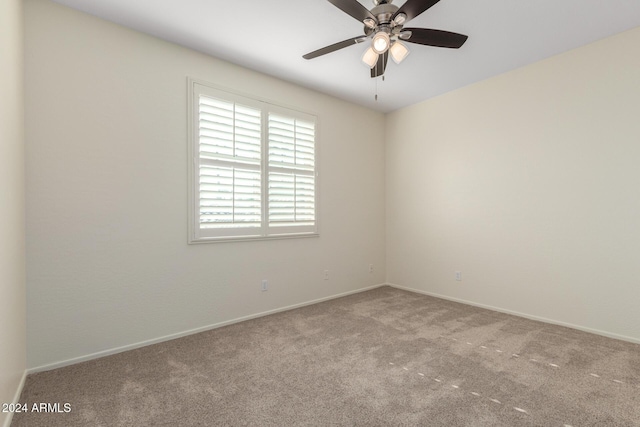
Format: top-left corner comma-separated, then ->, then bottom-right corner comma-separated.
188,79 -> 318,243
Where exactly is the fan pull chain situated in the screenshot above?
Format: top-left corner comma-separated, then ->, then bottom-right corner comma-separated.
375,78 -> 378,101
374,75 -> 385,101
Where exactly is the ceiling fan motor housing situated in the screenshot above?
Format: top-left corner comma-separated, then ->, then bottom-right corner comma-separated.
364,3 -> 400,36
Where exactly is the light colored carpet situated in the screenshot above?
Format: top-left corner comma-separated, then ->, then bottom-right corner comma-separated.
13,286 -> 640,426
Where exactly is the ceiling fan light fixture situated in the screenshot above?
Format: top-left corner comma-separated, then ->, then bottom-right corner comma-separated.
372,31 -> 390,54
390,41 -> 410,64
362,46 -> 379,68
301,0 -> 469,80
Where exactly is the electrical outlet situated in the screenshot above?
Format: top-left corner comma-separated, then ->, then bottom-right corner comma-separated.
261,279 -> 268,291
323,270 -> 329,280
369,264 -> 374,273
455,271 -> 462,282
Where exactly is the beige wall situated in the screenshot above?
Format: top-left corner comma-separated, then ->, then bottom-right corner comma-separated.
386,27 -> 640,342
25,0 -> 386,370
0,0 -> 27,424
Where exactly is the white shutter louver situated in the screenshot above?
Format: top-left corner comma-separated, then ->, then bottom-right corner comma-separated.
198,95 -> 262,229
199,166 -> 261,228
268,114 -> 316,228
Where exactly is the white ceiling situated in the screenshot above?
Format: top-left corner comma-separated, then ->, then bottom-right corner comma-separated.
51,0 -> 640,113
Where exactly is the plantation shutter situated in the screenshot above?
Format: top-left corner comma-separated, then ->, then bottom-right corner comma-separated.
197,95 -> 262,234
267,113 -> 316,232
189,80 -> 318,242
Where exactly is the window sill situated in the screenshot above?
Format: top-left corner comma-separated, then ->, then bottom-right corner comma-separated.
188,232 -> 319,245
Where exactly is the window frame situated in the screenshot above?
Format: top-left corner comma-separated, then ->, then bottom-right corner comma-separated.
188,78 -> 320,244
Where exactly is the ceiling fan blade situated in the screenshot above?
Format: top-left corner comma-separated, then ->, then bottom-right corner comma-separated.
403,28 -> 468,48
371,51 -> 388,78
392,0 -> 441,23
327,0 -> 376,23
303,36 -> 366,59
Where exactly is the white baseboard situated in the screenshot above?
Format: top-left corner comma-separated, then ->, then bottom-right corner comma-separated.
2,370 -> 27,427
28,283 -> 388,374
388,283 -> 640,345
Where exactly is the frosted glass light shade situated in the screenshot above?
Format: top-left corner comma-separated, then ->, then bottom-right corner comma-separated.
362,47 -> 378,68
372,32 -> 390,54
390,41 -> 410,64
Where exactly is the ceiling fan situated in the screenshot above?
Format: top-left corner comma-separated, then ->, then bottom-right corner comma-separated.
303,0 -> 468,78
